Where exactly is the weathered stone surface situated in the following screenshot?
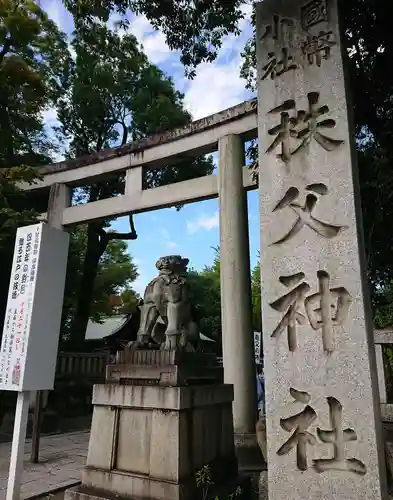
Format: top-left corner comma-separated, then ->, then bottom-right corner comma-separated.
76,382 -> 238,500
92,383 -> 233,410
107,349 -> 222,387
256,0 -> 387,499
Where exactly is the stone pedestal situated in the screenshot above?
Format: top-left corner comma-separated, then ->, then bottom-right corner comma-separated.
65,350 -> 242,500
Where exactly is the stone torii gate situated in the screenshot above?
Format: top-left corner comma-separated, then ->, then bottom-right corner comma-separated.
20,98 -> 262,466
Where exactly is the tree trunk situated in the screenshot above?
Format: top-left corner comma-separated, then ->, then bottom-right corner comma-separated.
67,224 -> 103,350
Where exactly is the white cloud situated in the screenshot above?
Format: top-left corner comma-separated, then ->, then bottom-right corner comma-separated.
187,211 -> 219,234
167,241 -> 178,248
182,7 -> 254,119
129,15 -> 173,64
42,107 -> 58,124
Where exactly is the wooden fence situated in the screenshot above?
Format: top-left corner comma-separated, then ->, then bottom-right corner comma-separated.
374,330 -> 393,423
55,351 -> 113,380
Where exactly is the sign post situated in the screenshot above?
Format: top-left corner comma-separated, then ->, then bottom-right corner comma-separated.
254,331 -> 262,365
0,223 -> 69,500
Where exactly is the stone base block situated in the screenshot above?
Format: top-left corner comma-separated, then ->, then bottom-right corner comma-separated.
76,382 -> 238,499
235,432 -> 266,472
107,350 -> 222,386
66,467 -> 251,500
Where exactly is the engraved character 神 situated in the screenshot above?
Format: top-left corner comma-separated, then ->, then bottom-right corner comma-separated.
271,183 -> 347,245
304,271 -> 352,352
313,397 -> 367,475
270,273 -> 311,352
270,271 -> 352,353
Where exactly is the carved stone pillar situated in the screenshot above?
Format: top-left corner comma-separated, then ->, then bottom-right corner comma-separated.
218,134 -> 263,470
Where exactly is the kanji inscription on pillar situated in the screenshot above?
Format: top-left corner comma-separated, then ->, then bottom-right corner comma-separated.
256,0 -> 387,499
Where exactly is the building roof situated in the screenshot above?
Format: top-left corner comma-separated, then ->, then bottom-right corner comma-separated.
84,314 -> 215,342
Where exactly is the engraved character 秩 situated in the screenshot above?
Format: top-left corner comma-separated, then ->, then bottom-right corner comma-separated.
266,92 -> 344,162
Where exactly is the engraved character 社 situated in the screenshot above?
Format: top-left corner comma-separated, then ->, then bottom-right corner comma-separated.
266,92 -> 344,162
277,388 -> 317,470
260,14 -> 297,80
270,271 -> 352,352
271,184 -> 347,245
313,397 -> 367,475
278,390 -> 367,476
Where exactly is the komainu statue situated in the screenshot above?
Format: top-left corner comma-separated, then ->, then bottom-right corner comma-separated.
130,255 -> 199,351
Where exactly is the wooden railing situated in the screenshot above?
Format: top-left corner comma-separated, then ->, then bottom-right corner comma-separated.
374,330 -> 393,423
55,351 -> 113,380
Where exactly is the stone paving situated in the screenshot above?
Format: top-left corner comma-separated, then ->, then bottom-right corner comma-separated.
0,431 -> 89,500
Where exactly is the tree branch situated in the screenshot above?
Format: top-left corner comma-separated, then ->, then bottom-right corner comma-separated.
106,214 -> 137,240
95,214 -> 138,255
0,37 -> 12,65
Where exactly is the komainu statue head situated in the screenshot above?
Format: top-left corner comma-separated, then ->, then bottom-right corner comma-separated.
155,255 -> 189,275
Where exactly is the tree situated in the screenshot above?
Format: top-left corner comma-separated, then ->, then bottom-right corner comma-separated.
187,247 -> 261,351
62,0 -> 246,78
0,0 -> 72,168
188,248 -> 222,350
57,23 -> 213,348
0,2 -> 71,332
251,258 -> 262,332
61,225 -> 139,345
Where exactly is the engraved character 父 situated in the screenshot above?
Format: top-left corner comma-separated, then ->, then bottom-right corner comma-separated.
271,184 -> 347,245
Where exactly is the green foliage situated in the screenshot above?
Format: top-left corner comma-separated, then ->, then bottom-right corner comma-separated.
0,0 -> 72,168
188,247 -> 261,351
62,0 -> 246,77
188,248 -> 222,350
196,464 -> 243,500
61,225 -> 139,344
56,22 -> 213,347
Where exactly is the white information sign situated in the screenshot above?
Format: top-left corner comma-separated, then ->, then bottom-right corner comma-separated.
254,331 -> 262,364
0,223 -> 69,392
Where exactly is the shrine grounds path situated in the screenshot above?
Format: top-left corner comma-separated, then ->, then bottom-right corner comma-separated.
0,431 -> 88,500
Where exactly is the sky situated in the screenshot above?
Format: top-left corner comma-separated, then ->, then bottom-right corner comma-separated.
39,0 -> 260,294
